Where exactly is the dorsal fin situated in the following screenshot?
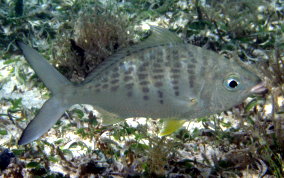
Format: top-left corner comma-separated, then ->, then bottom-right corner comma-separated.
138,26 -> 184,47
83,26 -> 183,83
122,26 -> 184,55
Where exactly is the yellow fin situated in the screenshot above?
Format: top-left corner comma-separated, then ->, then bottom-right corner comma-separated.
159,120 -> 186,136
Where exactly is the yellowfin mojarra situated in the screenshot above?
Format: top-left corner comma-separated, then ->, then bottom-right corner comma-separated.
16,26 -> 266,145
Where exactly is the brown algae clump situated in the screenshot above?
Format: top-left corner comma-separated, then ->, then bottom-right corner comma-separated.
53,8 -> 133,82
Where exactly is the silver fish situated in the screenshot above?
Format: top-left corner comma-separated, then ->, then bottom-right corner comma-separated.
16,26 -> 265,145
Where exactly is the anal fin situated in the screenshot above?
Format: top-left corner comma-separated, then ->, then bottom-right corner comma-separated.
96,107 -> 124,126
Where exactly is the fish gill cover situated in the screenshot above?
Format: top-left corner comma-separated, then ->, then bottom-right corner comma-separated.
0,0 -> 283,177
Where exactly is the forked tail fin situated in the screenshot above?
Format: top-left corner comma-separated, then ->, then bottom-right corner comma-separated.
18,96 -> 69,145
16,41 -> 72,93
16,42 -> 74,145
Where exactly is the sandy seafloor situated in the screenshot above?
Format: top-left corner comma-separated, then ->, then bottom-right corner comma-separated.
0,0 -> 283,177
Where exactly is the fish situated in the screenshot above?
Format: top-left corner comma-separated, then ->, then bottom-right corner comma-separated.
16,26 -> 266,145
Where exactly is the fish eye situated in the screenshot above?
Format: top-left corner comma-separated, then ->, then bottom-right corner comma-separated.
223,76 -> 240,91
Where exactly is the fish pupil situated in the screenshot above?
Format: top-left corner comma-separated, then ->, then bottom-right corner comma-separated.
229,80 -> 238,88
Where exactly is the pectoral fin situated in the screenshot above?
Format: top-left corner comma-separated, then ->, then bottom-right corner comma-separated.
159,120 -> 186,136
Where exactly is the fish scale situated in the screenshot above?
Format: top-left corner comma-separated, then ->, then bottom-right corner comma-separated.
16,26 -> 264,145
83,44 -> 219,120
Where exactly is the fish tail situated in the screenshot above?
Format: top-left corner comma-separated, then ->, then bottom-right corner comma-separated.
16,41 -> 74,145
16,41 -> 72,93
18,96 -> 69,145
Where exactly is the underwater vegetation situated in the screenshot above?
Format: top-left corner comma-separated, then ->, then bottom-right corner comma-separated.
52,4 -> 134,82
0,0 -> 283,177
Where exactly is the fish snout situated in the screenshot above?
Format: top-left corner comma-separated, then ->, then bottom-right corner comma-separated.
250,82 -> 268,94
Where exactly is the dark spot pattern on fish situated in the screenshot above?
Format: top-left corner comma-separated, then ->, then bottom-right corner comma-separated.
174,62 -> 182,68
201,66 -> 205,72
153,69 -> 164,73
166,53 -> 171,60
172,85 -> 179,96
137,59 -> 150,100
124,67 -> 134,75
111,79 -> 119,84
142,62 -> 150,67
157,90 -> 163,98
124,76 -> 132,82
200,55 -> 209,77
187,63 -> 196,88
140,81 -> 149,85
113,67 -> 119,71
127,91 -> 132,97
125,50 -> 131,56
119,61 -> 125,67
187,50 -> 194,58
138,74 -> 148,80
191,58 -> 197,63
171,69 -> 180,73
156,59 -> 164,63
189,75 -> 195,88
187,64 -> 195,73
171,80 -> 178,85
173,86 -> 179,90
156,48 -> 163,58
187,51 -> 197,63
154,81 -> 163,87
172,50 -> 179,59
125,83 -> 134,89
171,74 -> 180,79
142,87 -> 149,93
105,71 -> 111,75
153,63 -> 162,68
138,66 -> 147,72
175,91 -> 179,96
111,86 -> 119,92
165,61 -> 170,66
179,50 -> 188,58
149,51 -> 156,59
102,84 -> 109,89
102,77 -> 108,83
169,61 -> 182,95
111,72 -> 120,78
202,54 -> 209,66
153,75 -> 163,80
187,64 -> 195,69
143,95 -> 149,100
187,69 -> 194,74
148,48 -> 157,59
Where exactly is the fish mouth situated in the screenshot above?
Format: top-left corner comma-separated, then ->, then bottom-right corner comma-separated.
250,82 -> 268,94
